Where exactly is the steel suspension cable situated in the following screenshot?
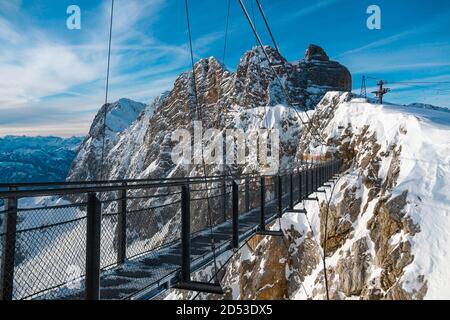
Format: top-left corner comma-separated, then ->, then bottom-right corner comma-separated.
222,0 -> 232,65
100,0 -> 115,181
184,0 -> 220,284
251,0 -> 327,147
237,0 -> 328,147
255,0 -> 279,52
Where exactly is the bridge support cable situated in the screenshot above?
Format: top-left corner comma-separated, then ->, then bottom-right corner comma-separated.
100,0 -> 115,181
252,0 -> 330,148
256,176 -> 283,237
174,185 -> 224,294
180,0 -> 222,294
237,0 -> 328,149
222,0 -> 232,66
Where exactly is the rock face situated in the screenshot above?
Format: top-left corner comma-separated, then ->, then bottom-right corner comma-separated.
300,45 -> 352,96
68,45 -> 352,182
305,44 -> 329,61
67,98 -> 147,181
65,46 -> 353,280
188,92 -> 450,301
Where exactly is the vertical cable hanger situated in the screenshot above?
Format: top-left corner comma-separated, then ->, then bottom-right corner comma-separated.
182,0 -> 221,289
222,0 -> 232,66
100,0 -> 115,181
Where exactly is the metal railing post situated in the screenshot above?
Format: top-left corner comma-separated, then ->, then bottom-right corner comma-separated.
180,184 -> 191,282
232,181 -> 239,249
277,175 -> 283,217
0,187 -> 17,301
289,173 -> 294,210
310,167 -> 313,194
299,170 -> 302,201
259,176 -> 265,231
117,183 -> 127,265
85,193 -> 101,300
245,177 -> 250,212
222,176 -> 227,222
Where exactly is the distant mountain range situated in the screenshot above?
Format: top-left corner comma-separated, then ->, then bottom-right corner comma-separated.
0,135 -> 83,184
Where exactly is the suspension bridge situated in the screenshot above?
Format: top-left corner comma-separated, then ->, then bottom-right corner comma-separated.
0,160 -> 342,300
1,0 -> 346,301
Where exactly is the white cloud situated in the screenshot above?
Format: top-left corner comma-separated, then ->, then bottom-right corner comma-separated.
0,0 -> 224,136
341,42 -> 450,75
0,44 -> 102,107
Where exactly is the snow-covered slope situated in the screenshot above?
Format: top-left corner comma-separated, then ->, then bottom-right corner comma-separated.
67,98 -> 147,181
197,92 -> 450,300
293,92 -> 450,299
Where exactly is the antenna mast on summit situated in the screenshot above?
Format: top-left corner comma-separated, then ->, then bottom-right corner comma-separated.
360,76 -> 367,99
372,80 -> 390,104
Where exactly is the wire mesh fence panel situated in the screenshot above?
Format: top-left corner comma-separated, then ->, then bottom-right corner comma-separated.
97,190 -> 121,270
190,180 -> 228,233
238,180 -> 247,215
281,175 -> 290,211
0,206 -> 4,261
300,171 -> 306,200
224,181 -> 233,221
264,176 -> 277,218
11,195 -> 88,300
249,177 -> 261,212
126,186 -> 182,260
292,173 -> 300,204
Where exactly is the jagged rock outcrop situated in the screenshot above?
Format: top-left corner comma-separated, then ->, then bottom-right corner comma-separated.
189,92 -> 450,301
299,44 -> 352,108
68,45 -> 352,182
305,44 -> 329,62
64,45 -> 353,275
67,98 -> 147,181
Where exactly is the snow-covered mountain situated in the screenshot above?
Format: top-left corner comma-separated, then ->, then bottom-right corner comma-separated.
406,102 -> 450,113
67,98 -> 147,181
172,92 -> 450,300
4,41 -> 450,300
0,136 -> 83,184
67,44 -> 351,182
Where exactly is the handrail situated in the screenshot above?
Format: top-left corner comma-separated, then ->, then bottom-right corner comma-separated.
0,158 -> 342,300
0,160 -> 334,199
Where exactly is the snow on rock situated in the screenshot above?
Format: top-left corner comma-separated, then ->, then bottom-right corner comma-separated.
215,92 -> 450,300
66,98 -> 147,181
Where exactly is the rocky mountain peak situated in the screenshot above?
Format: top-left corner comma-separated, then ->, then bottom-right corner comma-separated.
68,45 -> 352,181
304,44 -> 329,61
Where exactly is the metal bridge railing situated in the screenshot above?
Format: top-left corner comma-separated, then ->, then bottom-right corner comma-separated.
0,159 -> 342,300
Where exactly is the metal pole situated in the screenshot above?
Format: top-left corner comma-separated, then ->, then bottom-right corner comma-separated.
117,183 -> 127,265
232,181 -> 239,249
222,176 -> 227,222
277,175 -> 283,218
180,184 -> 191,282
299,170 -> 302,201
289,173 -> 294,210
85,193 -> 101,300
245,177 -> 250,212
0,188 -> 17,300
259,176 -> 265,231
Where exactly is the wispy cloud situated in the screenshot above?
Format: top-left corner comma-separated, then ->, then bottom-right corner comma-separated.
283,0 -> 343,21
342,42 -> 450,75
0,0 -> 222,136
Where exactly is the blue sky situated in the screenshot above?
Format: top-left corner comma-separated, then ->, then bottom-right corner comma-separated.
0,0 -> 449,137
